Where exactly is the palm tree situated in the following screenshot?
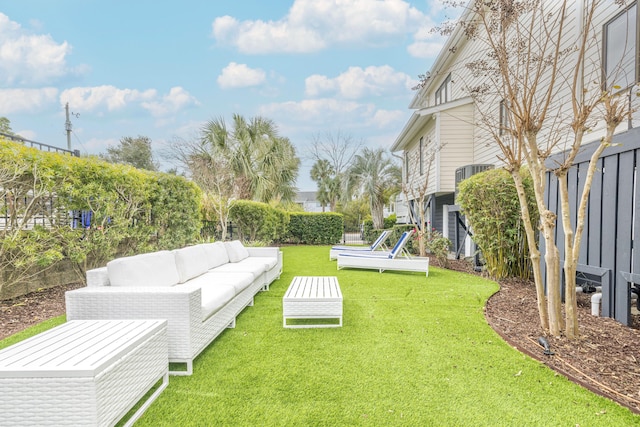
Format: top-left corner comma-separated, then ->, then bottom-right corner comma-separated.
310,159 -> 334,212
200,114 -> 299,203
347,148 -> 401,229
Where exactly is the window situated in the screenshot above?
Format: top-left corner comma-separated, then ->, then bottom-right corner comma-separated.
499,100 -> 510,136
435,74 -> 452,105
419,137 -> 424,175
603,3 -> 638,91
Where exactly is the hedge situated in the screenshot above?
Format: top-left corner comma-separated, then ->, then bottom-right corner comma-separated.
0,139 -> 201,298
287,212 -> 343,244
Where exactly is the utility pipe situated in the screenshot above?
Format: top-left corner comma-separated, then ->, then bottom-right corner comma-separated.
591,293 -> 602,316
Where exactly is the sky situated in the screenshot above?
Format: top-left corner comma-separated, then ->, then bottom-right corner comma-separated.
0,0 -> 453,191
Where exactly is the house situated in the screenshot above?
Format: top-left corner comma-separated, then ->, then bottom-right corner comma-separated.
391,1 -> 640,324
295,191 -> 330,213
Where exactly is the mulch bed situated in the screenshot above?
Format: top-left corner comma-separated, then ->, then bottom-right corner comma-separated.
1,261 -> 639,414
0,282 -> 84,340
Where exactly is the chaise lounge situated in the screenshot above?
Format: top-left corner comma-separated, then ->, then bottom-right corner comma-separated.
336,230 -> 429,276
329,230 -> 392,260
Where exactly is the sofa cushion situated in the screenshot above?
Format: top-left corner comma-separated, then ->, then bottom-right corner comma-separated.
245,256 -> 277,270
202,242 -> 230,269
203,271 -> 255,294
174,245 -> 210,283
107,250 -> 179,287
199,283 -> 236,319
213,258 -> 267,278
225,240 -> 249,262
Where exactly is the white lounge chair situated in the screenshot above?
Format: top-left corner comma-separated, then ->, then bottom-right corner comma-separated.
329,229 -> 392,260
337,230 -> 429,276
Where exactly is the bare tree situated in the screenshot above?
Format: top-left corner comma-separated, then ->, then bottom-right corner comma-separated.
308,131 -> 362,209
163,135 -> 241,241
432,0 -> 632,337
401,141 -> 440,256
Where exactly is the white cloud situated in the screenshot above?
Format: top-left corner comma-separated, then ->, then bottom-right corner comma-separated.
407,41 -> 445,59
0,87 -> 58,115
370,109 -> 406,128
259,98 -> 371,123
407,24 -> 448,59
259,98 -> 403,130
211,0 -> 428,54
0,13 -> 79,85
82,137 -> 119,154
305,65 -> 416,99
141,86 -> 200,117
217,62 -> 267,89
60,85 -> 157,112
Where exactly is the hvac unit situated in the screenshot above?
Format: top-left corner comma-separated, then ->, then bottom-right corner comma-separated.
454,164 -> 494,194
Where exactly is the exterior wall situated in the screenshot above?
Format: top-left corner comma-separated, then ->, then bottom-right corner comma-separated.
438,103 -> 475,192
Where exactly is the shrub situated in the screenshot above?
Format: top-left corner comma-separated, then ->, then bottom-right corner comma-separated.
0,139 -> 201,298
287,212 -> 343,244
228,200 -> 289,243
457,167 -> 538,279
426,229 -> 451,268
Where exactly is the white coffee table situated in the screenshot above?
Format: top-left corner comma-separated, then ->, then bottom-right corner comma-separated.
283,276 -> 343,328
0,319 -> 168,427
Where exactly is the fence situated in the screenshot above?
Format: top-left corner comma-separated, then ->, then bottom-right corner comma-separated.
542,126 -> 640,325
0,132 -> 80,157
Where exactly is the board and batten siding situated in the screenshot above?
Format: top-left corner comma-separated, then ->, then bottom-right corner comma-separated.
542,126 -> 640,325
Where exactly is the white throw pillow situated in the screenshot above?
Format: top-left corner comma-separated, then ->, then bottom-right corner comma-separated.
225,240 -> 250,263
173,245 -> 210,283
107,251 -> 179,287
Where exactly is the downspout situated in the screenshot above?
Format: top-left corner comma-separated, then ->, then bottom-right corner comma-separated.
392,151 -> 407,224
434,112 -> 441,193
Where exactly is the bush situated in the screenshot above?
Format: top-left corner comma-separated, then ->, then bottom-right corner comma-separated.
228,200 -> 289,244
0,139 -> 201,297
287,212 -> 343,244
426,229 -> 451,268
457,167 -> 538,279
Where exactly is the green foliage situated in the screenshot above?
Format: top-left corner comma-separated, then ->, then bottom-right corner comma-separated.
229,200 -> 289,244
287,212 -> 343,244
426,229 -> 451,267
150,173 -> 202,250
0,139 -> 200,294
200,114 -> 300,203
384,214 -> 397,229
457,167 -> 538,279
100,135 -> 158,171
336,198 -> 369,231
0,117 -> 14,136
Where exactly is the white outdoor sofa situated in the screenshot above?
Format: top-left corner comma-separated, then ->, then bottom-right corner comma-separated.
65,241 -> 282,375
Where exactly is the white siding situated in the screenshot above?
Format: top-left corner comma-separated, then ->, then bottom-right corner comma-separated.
397,1 -> 639,201
438,102 -> 475,192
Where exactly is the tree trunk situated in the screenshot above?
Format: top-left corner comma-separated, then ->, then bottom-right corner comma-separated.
371,200 -> 384,230
511,170 -> 549,332
558,173 -> 579,338
542,217 -> 563,336
418,200 -> 427,256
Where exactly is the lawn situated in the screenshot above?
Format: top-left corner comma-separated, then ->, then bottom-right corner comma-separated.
2,245 -> 639,426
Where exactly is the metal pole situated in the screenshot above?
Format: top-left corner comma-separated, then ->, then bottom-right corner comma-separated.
65,102 -> 72,151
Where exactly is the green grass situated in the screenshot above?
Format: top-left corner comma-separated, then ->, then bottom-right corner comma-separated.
2,246 -> 639,426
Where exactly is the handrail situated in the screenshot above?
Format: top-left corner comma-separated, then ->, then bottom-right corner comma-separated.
0,132 -> 80,157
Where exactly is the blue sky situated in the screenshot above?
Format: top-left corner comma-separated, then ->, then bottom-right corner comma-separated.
0,0 -> 452,190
